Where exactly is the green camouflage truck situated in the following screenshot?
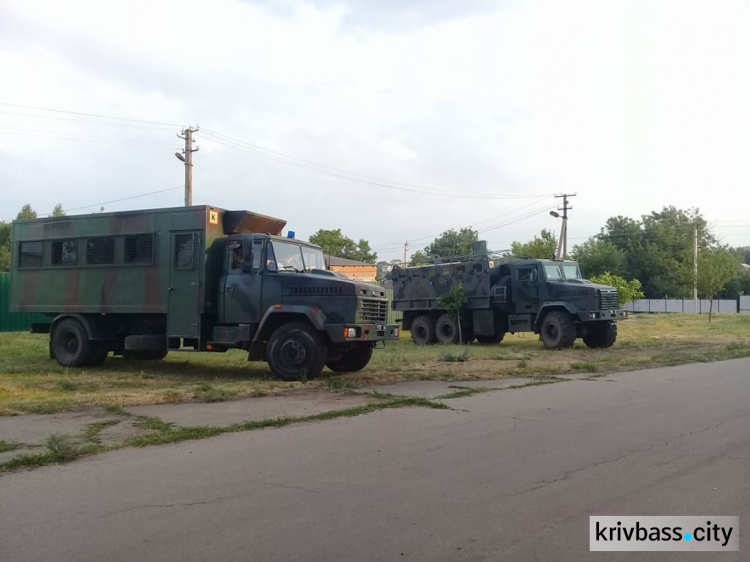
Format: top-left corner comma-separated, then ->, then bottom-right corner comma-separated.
391,241 -> 626,349
10,205 -> 398,380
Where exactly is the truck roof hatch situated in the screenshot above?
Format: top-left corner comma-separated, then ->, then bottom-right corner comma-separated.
222,210 -> 287,236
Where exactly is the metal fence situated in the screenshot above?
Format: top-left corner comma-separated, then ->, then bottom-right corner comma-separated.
0,272 -> 49,332
624,298 -> 741,314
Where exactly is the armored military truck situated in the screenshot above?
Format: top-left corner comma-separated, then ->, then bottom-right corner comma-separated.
10,205 -> 398,380
391,241 -> 625,349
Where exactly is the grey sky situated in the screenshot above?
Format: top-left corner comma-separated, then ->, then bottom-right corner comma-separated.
1,0 -> 749,262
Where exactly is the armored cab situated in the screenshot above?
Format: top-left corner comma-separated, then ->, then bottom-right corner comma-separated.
11,205 -> 398,379
391,241 -> 626,349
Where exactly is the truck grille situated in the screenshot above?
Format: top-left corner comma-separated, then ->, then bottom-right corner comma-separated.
357,298 -> 387,323
600,289 -> 620,310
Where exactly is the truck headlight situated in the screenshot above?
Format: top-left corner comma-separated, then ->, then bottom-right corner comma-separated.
344,327 -> 359,338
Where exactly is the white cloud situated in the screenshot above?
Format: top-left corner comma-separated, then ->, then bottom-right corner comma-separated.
1,0 -> 748,260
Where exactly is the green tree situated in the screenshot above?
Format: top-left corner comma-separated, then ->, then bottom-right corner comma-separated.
0,222 -> 10,271
437,281 -> 469,343
599,206 -> 714,298
508,229 -> 557,259
697,246 -> 738,322
571,238 -> 626,278
410,250 -> 429,266
17,204 -> 37,220
309,229 -> 377,263
424,227 -> 478,259
589,273 -> 644,305
51,203 -> 65,217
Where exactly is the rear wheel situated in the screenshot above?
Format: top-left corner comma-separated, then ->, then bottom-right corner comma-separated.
539,311 -> 577,349
326,343 -> 374,373
435,313 -> 459,344
410,315 -> 436,345
266,322 -> 328,381
51,319 -> 93,367
583,322 -> 617,348
84,341 -> 111,366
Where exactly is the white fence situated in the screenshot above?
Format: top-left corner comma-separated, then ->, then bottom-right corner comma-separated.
624,299 -> 744,314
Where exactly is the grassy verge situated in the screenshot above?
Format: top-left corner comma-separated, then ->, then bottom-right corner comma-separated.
0,396 -> 448,472
2,314 -> 750,415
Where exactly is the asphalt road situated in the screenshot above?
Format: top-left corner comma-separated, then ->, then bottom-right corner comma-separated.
2,359 -> 749,561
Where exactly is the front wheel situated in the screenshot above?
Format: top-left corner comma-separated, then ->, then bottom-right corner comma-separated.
539,311 -> 577,349
583,322 -> 617,348
326,343 -> 374,373
266,322 -> 328,381
51,318 -> 93,367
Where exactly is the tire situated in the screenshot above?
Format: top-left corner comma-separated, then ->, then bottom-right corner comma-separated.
476,332 -> 505,345
435,313 -> 459,344
266,322 -> 328,381
84,341 -> 110,366
326,343 -> 374,373
539,311 -> 577,349
51,318 -> 93,367
410,315 -> 436,346
583,322 -> 617,349
123,348 -> 168,361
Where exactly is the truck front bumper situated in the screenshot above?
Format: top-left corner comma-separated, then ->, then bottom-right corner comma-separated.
326,323 -> 400,343
577,309 -> 628,322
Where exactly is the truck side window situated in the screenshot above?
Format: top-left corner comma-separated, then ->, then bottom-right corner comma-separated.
252,238 -> 263,272
229,243 -> 242,271
174,234 -> 194,270
517,268 -> 534,281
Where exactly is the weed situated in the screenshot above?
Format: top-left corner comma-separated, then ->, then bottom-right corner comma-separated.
570,361 -> 600,373
57,380 -> 79,392
324,376 -> 357,391
0,440 -> 19,453
193,383 -> 235,402
44,434 -> 79,461
438,348 -> 471,363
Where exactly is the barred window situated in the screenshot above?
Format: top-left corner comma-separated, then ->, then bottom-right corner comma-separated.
87,237 -> 115,265
124,234 -> 154,264
174,233 -> 194,269
52,239 -> 78,266
19,241 -> 43,268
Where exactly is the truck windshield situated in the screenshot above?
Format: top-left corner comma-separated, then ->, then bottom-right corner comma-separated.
268,241 -> 325,272
561,264 -> 582,279
544,264 -> 563,280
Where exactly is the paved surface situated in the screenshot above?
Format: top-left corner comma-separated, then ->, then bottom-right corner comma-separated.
2,359 -> 749,561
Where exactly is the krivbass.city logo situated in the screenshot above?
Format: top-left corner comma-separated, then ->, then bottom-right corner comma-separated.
590,516 -> 739,552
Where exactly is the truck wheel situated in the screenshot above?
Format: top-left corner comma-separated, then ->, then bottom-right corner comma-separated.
266,322 -> 328,381
326,343 -> 374,373
410,315 -> 436,346
84,342 -> 110,366
540,311 -> 576,349
583,322 -> 617,348
476,332 -> 505,345
51,318 -> 93,367
435,313 -> 459,344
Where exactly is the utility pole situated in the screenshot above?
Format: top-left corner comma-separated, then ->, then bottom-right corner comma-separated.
694,227 -> 698,301
403,241 -> 409,266
176,126 -> 199,206
552,193 -> 576,260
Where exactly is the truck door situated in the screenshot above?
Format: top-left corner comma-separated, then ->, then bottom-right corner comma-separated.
168,230 -> 202,338
222,237 -> 263,329
513,264 -> 539,312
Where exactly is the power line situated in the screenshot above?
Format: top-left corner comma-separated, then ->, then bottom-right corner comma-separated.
0,102 -> 181,127
201,128 -> 550,200
1,185 -> 184,222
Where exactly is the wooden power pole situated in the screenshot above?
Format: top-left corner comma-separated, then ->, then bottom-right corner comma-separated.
177,126 -> 199,206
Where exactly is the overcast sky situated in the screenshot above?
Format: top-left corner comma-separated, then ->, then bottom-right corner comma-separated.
1,0 -> 749,262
